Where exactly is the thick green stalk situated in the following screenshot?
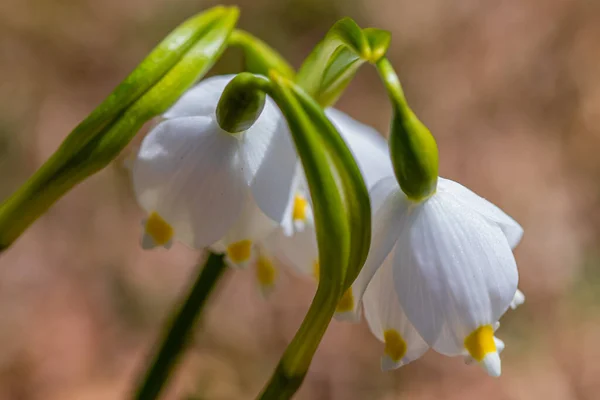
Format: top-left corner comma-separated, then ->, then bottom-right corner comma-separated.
133,252 -> 227,400
257,285 -> 338,399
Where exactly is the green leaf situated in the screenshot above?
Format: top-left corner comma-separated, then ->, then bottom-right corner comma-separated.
269,73 -> 351,295
326,17 -> 371,59
0,6 -> 239,249
290,84 -> 371,288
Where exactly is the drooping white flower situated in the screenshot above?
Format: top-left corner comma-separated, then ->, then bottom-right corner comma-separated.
132,74 -> 297,267
350,175 -> 523,376
363,263 -> 522,371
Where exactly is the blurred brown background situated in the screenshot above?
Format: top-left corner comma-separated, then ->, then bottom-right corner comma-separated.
2,0 -> 600,399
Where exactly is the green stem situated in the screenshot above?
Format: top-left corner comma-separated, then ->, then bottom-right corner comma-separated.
229,29 -> 295,79
133,251 -> 227,400
257,285 -> 339,400
375,57 -> 409,114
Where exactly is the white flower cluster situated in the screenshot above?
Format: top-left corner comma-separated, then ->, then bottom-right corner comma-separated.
131,74 -> 523,377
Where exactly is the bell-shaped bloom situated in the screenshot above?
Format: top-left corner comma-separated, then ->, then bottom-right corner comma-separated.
132,74 -> 297,266
363,256 -> 524,373
349,175 -> 523,376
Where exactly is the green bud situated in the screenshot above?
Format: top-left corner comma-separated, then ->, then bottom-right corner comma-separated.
0,6 -> 239,249
228,30 -> 295,79
376,57 -> 438,201
216,73 -> 268,134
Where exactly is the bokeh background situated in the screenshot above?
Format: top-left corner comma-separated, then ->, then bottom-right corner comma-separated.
1,0 -> 600,398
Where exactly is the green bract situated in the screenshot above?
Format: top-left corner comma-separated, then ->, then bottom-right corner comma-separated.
376,58 -> 439,201
296,17 -> 391,107
0,6 -> 239,249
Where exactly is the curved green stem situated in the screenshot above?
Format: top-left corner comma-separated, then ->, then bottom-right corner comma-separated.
133,252 -> 227,400
229,29 -> 295,79
258,285 -> 338,399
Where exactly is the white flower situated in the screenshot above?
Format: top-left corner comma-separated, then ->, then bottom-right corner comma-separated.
349,175 -> 523,376
363,259 -> 523,372
132,74 -> 297,267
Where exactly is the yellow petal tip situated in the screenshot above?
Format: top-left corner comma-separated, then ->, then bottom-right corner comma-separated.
383,329 -> 407,363
227,240 -> 253,265
144,212 -> 174,246
464,325 -> 497,362
335,287 -> 355,313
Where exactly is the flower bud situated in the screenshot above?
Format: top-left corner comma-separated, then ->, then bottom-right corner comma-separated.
216,73 -> 267,133
377,58 -> 438,201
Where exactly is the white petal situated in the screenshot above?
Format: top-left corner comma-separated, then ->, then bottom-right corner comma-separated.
510,288 -> 525,310
363,258 -> 429,370
163,75 -> 236,119
438,177 -> 523,249
335,176 -> 408,322
242,99 -> 297,224
132,116 -> 245,248
213,189 -> 277,247
279,168 -> 314,237
481,352 -> 502,377
267,226 -> 319,279
393,191 -> 519,351
326,108 -> 394,189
